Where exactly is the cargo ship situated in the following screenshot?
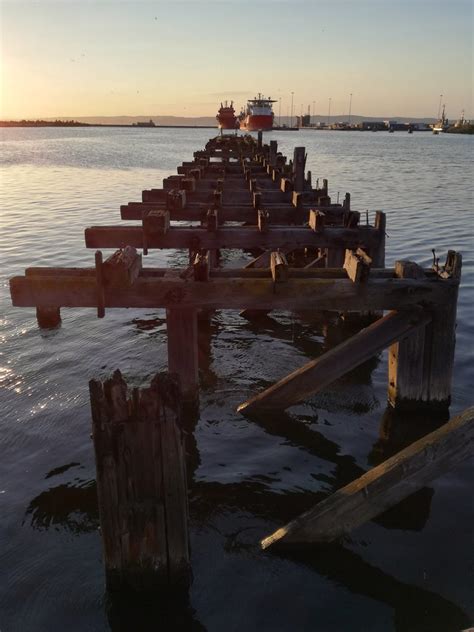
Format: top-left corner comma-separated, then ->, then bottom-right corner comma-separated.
239,94 -> 276,131
216,101 -> 239,130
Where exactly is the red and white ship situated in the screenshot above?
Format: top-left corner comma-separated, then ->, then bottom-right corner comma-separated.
216,101 -> 239,130
239,94 -> 276,131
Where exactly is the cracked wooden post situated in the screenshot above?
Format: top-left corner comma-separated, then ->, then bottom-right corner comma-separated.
89,370 -> 191,592
261,406 -> 474,547
389,253 -> 462,410
166,308 -> 199,406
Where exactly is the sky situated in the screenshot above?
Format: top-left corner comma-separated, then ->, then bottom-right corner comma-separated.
0,0 -> 472,120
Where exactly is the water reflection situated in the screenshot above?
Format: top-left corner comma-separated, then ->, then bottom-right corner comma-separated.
24,479 -> 98,533
274,543 -> 470,632
106,590 -> 206,632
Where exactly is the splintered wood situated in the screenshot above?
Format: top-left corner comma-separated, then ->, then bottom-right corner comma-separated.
89,370 -> 190,592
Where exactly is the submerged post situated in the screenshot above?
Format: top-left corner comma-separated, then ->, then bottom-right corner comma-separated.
89,370 -> 191,593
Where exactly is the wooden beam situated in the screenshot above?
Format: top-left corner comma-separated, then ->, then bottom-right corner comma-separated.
237,309 -> 432,414
103,246 -> 142,287
10,274 -> 455,312
120,202 -> 346,224
261,406 -> 474,547
84,225 -> 381,252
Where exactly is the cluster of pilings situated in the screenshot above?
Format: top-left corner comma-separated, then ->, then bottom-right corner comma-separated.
10,132 -> 472,597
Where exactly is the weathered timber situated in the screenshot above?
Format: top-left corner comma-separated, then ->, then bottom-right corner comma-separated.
95,250 -> 105,318
309,210 -> 325,232
166,308 -> 199,403
36,306 -> 61,328
103,246 -> 142,286
388,262 -> 428,407
293,147 -> 306,192
237,309 -> 432,414
389,254 -> 462,410
271,251 -> 289,283
84,225 -> 381,252
121,202 -> 346,224
258,210 -> 270,233
10,273 -> 456,312
89,370 -> 191,591
193,252 -> 210,281
372,211 -> 386,267
344,248 -> 372,283
261,405 -> 474,547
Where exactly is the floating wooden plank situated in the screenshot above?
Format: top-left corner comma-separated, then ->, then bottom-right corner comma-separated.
261,406 -> 474,547
237,309 -> 432,414
84,225 -> 381,252
90,370 -> 191,591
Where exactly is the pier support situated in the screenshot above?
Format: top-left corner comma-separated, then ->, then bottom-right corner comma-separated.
36,306 -> 61,328
89,370 -> 191,592
389,253 -> 461,410
166,308 -> 199,405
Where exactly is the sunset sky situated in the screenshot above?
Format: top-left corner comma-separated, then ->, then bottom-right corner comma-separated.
0,0 -> 472,120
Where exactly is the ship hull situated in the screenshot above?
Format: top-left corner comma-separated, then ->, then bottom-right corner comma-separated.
217,119 -> 239,130
242,114 -> 274,131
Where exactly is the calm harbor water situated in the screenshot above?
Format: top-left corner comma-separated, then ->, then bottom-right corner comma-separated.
1,127 -> 473,631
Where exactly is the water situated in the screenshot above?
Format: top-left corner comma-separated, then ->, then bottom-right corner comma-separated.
1,127 -> 473,631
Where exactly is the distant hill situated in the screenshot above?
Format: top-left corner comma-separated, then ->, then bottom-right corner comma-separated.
42,114 -> 438,126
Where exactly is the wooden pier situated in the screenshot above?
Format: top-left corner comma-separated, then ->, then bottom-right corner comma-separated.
9,132 -> 470,594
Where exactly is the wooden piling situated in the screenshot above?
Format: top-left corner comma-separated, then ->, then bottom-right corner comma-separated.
292,147 -> 306,192
261,405 -> 474,547
89,370 -> 191,591
389,253 -> 462,410
36,306 -> 61,328
166,308 -> 199,404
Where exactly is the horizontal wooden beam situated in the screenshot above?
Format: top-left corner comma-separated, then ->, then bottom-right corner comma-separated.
10,273 -> 455,312
261,406 -> 474,547
85,225 -> 380,251
121,202 -> 345,224
237,309 -> 432,414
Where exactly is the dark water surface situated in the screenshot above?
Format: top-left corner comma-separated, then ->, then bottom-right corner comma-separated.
1,127 -> 473,631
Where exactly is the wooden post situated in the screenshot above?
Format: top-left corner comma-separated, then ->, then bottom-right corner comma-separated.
372,211 -> 386,267
89,370 -> 191,591
167,308 -> 199,404
36,306 -> 61,328
389,253 -> 462,410
293,147 -> 306,192
238,308 -> 431,414
257,130 -> 263,149
261,406 -> 474,547
269,140 -> 277,166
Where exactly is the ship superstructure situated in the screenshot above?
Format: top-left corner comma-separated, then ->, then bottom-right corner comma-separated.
239,94 -> 276,131
216,101 -> 239,130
